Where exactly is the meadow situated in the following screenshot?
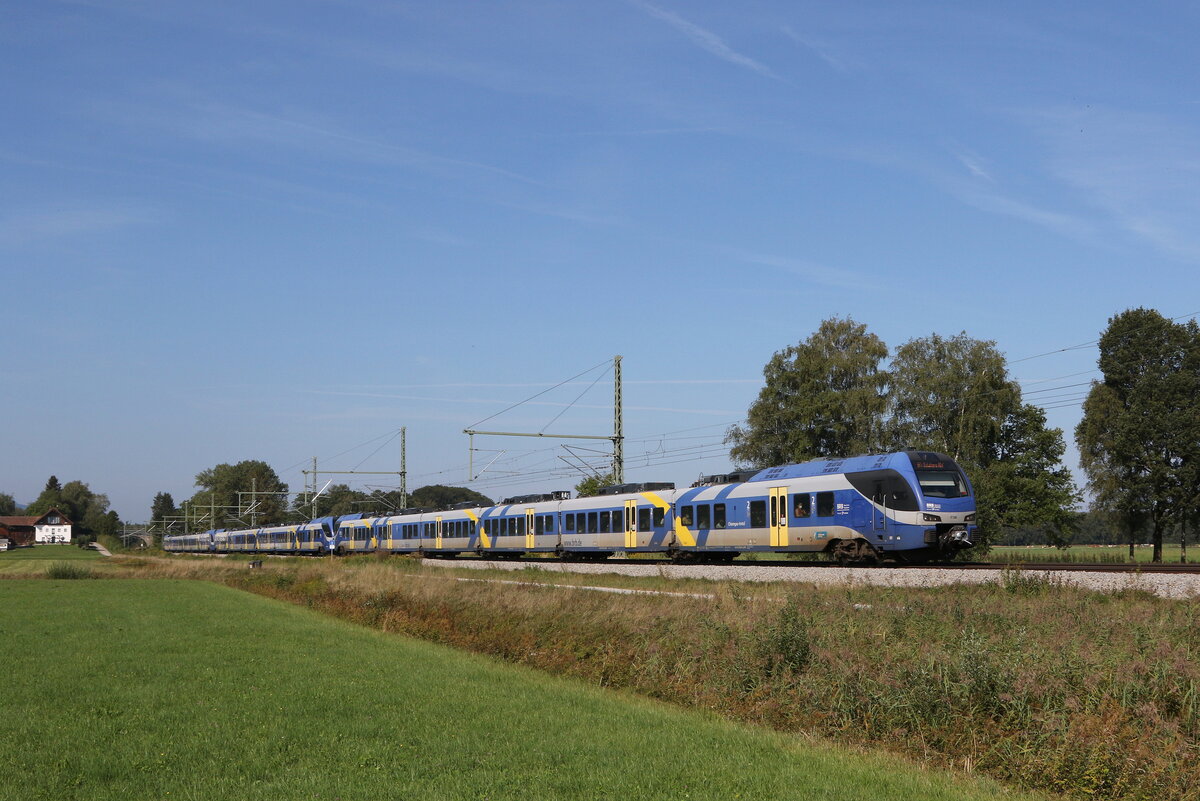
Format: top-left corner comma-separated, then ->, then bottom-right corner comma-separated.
192,555 -> 1200,801
0,577 -> 1041,801
0,544 -> 104,575
989,544 -> 1193,564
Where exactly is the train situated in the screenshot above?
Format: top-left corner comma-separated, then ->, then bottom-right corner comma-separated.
163,450 -> 976,565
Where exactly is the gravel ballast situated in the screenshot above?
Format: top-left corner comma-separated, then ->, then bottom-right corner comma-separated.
422,558 -> 1200,599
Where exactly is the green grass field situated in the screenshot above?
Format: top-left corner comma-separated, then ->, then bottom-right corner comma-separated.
990,543 -> 1193,563
0,579 -> 1043,801
0,545 -> 102,574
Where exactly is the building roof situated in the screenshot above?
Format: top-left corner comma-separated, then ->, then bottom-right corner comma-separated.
0,508 -> 73,528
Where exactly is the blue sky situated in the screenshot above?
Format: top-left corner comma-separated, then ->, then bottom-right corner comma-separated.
3,0 -> 1198,521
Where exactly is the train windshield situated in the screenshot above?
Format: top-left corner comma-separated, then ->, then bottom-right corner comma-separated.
908,453 -> 970,499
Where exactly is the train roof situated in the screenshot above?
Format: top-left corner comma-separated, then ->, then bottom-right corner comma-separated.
747,451 -> 948,483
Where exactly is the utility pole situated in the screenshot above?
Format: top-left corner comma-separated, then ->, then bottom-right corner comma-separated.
302,427 -> 409,514
613,355 -> 623,483
465,355 -> 625,482
400,426 -> 407,509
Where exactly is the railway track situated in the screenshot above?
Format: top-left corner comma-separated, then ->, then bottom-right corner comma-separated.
428,554 -> 1200,575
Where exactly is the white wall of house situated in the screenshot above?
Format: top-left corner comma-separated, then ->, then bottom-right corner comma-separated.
35,524 -> 72,543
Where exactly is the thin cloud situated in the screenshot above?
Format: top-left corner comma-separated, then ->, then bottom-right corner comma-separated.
780,25 -> 855,73
726,248 -> 867,290
628,0 -> 779,79
0,205 -> 155,244
1030,105 -> 1200,262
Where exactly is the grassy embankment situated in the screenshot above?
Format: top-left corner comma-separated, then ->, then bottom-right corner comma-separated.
0,578 -> 1040,801
115,553 -> 1199,801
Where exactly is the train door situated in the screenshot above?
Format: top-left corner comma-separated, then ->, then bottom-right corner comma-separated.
525,509 -> 535,550
435,517 -> 443,550
624,499 -> 638,549
769,487 -> 789,547
872,482 -> 887,534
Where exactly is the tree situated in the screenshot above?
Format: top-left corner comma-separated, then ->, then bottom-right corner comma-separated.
885,333 -> 1020,462
295,484 -> 375,518
1076,309 -> 1200,562
575,473 -> 618,498
0,492 -> 16,516
190,460 -> 289,527
972,404 -> 1079,547
292,483 -> 494,519
727,316 -> 889,467
149,492 -> 178,543
407,485 -> 493,509
732,324 -> 1079,552
886,334 -> 1078,550
26,475 -> 63,517
26,477 -> 114,539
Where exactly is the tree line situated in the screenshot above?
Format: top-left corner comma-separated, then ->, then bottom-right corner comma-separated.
147,460 -> 494,539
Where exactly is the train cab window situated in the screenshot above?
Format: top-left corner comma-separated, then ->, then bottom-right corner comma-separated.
565,515 -> 575,533
638,508 -> 651,532
613,510 -> 624,532
816,492 -> 835,517
697,505 -> 711,529
587,512 -> 598,534
599,511 -> 611,533
535,515 -> 545,535
750,500 -> 766,527
714,503 -> 726,529
793,494 -> 811,519
653,507 -> 665,527
680,506 -> 694,527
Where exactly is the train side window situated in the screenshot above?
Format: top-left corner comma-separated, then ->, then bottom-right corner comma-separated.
750,500 -> 766,527
714,503 -> 726,529
653,507 -> 665,527
535,515 -> 545,535
600,511 -> 611,533
817,492 -> 835,517
680,506 -> 693,526
613,509 -> 624,532
545,515 -> 555,534
517,517 -> 526,536
638,508 -> 651,531
565,514 -> 575,533
697,504 -> 711,529
793,494 -> 811,518
588,512 -> 598,534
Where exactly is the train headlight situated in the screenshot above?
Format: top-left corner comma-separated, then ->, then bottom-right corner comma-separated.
964,513 -> 975,522
922,513 -> 942,522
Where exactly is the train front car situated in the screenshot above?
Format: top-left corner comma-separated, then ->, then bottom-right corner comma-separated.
843,450 -> 975,562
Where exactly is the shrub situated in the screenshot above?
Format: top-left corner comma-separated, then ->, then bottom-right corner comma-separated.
45,562 -> 95,580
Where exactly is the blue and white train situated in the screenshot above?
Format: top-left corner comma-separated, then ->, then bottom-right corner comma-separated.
163,450 -> 976,564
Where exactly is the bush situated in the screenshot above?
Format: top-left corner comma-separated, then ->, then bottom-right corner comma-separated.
45,562 -> 95,579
